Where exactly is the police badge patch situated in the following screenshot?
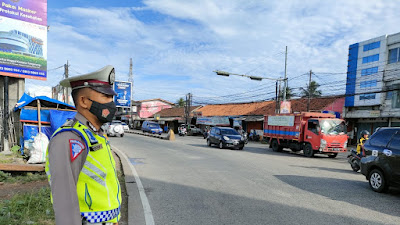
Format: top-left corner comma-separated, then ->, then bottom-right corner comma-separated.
69,139 -> 85,162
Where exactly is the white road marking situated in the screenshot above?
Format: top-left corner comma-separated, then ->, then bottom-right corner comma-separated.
112,146 -> 155,225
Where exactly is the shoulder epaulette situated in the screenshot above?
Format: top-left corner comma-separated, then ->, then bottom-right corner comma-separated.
61,118 -> 78,128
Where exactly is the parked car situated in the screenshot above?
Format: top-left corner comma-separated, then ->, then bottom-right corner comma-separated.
121,122 -> 129,131
360,127 -> 400,192
207,127 -> 245,150
180,124 -> 202,136
142,121 -> 163,135
103,120 -> 124,137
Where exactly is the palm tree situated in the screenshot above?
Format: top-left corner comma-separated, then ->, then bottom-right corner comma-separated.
176,97 -> 185,107
299,81 -> 322,98
279,86 -> 294,100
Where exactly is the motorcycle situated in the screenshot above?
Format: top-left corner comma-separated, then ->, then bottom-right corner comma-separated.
248,130 -> 260,142
178,127 -> 187,136
203,130 -> 209,139
242,132 -> 249,144
347,147 -> 365,172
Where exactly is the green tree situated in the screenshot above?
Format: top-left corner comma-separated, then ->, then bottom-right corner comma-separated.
279,86 -> 294,100
176,97 -> 185,107
299,81 -> 322,98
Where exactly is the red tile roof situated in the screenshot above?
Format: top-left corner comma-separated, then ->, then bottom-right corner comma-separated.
197,101 -> 274,117
158,106 -> 202,117
195,97 -> 343,117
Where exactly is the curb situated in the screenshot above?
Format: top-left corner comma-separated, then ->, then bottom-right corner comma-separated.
126,130 -> 169,140
112,146 -> 154,225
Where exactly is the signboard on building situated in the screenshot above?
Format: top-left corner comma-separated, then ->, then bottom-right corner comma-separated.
0,0 -> 47,80
280,101 -> 291,114
114,81 -> 132,108
369,110 -> 380,117
197,116 -> 230,126
268,115 -> 295,126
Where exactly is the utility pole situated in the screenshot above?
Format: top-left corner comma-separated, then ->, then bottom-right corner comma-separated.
185,94 -> 188,126
64,61 -> 69,104
2,76 -> 10,153
307,70 -> 312,112
128,58 -> 133,117
275,81 -> 278,114
283,46 -> 288,102
129,58 -> 133,83
278,81 -> 281,113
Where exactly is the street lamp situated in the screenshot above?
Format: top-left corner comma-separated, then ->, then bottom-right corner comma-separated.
214,70 -> 288,113
214,70 -> 285,82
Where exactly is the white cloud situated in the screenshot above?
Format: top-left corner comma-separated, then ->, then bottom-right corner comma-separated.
26,84 -> 52,98
25,0 -> 400,103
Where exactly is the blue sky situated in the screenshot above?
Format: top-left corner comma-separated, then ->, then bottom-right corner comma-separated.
26,0 -> 400,104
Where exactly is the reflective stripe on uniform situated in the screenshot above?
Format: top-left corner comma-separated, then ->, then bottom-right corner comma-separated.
81,167 -> 106,187
84,160 -> 107,180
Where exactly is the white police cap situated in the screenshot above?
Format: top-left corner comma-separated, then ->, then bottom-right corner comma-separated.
60,65 -> 116,96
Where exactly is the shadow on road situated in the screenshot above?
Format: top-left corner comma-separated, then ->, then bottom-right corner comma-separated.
134,176 -> 392,225
243,146 -> 338,159
290,165 -> 356,175
275,175 -> 400,218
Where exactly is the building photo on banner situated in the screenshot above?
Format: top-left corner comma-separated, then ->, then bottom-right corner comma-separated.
0,0 -> 47,80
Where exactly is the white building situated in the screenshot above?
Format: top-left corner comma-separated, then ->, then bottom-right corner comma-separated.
345,32 -> 400,143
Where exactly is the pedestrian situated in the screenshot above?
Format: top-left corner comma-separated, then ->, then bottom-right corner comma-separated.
45,65 -> 122,225
164,124 -> 169,133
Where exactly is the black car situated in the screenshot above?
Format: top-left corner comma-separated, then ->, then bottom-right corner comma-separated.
360,127 -> 400,192
207,127 -> 245,150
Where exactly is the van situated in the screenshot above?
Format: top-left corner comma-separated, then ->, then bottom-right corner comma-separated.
142,121 -> 163,135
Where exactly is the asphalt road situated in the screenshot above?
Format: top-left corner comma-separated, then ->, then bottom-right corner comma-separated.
110,133 -> 400,225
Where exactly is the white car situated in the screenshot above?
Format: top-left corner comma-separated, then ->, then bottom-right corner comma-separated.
121,122 -> 130,131
103,121 -> 125,137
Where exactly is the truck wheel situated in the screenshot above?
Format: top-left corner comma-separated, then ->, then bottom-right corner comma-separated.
303,144 -> 314,157
271,139 -> 282,152
369,169 -> 388,193
328,153 -> 338,158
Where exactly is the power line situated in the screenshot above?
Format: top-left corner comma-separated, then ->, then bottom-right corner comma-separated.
47,65 -> 64,71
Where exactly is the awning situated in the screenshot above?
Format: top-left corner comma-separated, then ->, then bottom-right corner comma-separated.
245,116 -> 264,122
158,117 -> 179,121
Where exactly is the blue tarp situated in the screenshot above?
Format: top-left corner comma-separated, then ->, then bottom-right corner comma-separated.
14,93 -> 75,111
15,94 -> 77,155
49,110 -> 77,133
20,108 -> 52,123
22,124 -> 52,155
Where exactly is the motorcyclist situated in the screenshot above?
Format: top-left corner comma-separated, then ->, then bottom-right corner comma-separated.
356,130 -> 369,156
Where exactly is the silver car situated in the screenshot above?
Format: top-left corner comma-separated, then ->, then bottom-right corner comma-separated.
103,120 -> 125,137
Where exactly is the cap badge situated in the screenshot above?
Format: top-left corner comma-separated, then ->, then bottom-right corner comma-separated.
102,108 -> 110,118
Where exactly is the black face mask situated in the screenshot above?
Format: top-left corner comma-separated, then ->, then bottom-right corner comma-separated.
88,99 -> 117,124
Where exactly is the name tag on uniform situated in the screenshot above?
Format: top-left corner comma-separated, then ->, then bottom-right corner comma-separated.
84,129 -> 98,145
90,144 -> 103,151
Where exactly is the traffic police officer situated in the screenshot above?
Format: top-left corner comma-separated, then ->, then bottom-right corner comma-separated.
45,65 -> 121,225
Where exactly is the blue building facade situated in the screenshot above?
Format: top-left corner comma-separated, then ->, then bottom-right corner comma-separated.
345,33 -> 400,144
